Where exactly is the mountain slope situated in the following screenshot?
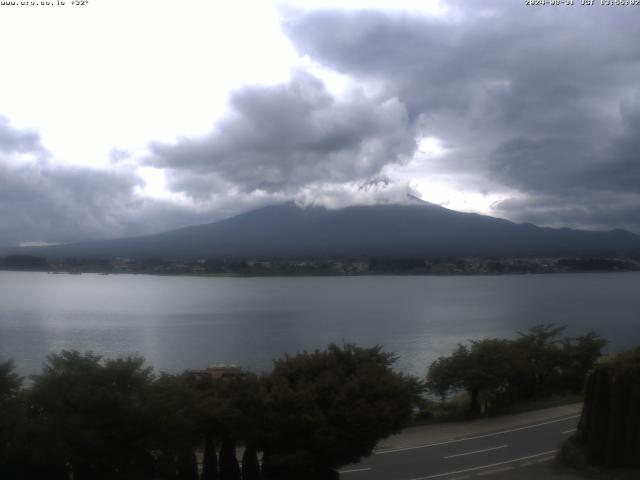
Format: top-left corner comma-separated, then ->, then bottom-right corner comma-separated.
14,202 -> 640,259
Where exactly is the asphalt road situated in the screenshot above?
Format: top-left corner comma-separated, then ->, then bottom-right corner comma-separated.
339,414 -> 580,480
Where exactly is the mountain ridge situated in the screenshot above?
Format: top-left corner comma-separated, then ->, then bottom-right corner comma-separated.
6,202 -> 640,260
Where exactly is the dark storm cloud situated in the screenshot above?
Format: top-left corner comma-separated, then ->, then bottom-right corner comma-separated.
283,3 -> 640,232
0,157 -> 235,246
6,2 -> 640,244
284,4 -> 639,122
589,103 -> 640,193
488,136 -> 597,193
0,159 -> 136,245
489,100 -> 640,231
489,102 -> 640,195
0,120 -> 228,246
494,191 -> 640,234
147,71 -> 416,197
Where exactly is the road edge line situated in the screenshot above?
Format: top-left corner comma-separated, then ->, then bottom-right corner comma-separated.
409,450 -> 558,480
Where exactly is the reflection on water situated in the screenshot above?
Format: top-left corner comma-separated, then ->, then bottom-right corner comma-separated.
1,271 -> 639,376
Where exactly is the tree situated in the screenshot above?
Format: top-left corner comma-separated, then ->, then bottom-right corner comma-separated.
559,332 -> 607,393
28,351 -> 159,480
0,361 -> 26,479
201,430 -> 219,480
0,360 -> 21,398
571,347 -> 640,468
192,373 -> 266,480
426,344 -> 466,400
513,324 -> 567,399
427,325 -> 606,415
241,444 -> 261,480
147,373 -> 202,479
427,339 -> 519,415
176,449 -> 199,480
260,344 -> 422,479
3,255 -> 48,269
219,434 -> 241,480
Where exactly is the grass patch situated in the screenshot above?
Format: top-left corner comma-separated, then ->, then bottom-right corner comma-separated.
495,393 -> 583,416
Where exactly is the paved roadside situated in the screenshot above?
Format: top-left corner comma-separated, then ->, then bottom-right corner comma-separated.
335,404 -> 586,480
375,403 -> 583,452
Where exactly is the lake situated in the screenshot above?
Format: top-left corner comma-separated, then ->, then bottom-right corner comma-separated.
0,271 -> 639,377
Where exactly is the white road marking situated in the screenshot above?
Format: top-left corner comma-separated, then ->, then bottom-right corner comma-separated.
535,456 -> 554,463
477,465 -> 514,476
443,444 -> 508,459
408,449 -> 558,480
561,428 -> 577,434
375,415 -> 579,455
339,467 -> 372,474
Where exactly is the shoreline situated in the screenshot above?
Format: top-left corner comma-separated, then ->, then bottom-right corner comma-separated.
1,268 -> 639,278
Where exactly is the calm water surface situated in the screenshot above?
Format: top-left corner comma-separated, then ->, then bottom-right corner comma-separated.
0,271 -> 639,376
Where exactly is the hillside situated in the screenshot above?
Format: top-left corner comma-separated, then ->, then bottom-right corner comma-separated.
10,202 -> 640,260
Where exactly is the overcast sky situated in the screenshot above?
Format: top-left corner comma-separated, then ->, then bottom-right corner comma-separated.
1,0 -> 639,246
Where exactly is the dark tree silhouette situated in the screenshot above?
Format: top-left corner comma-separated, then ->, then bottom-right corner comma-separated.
241,444 -> 261,480
177,449 -> 199,480
427,325 -> 607,415
260,344 -> 422,479
201,430 -> 219,480
573,347 -> 640,468
0,361 -> 26,479
219,433 -> 241,480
